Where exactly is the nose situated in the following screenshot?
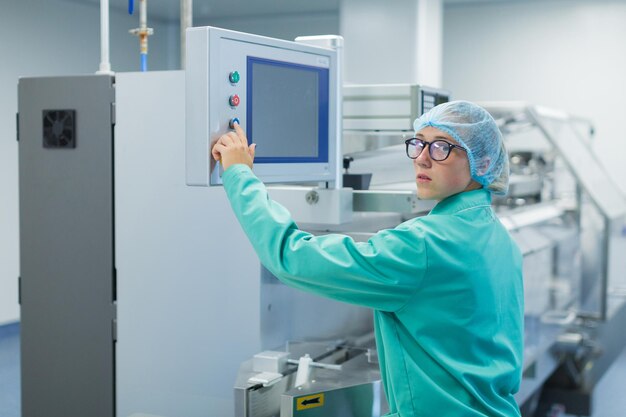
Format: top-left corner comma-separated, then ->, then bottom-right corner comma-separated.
414,145 -> 432,168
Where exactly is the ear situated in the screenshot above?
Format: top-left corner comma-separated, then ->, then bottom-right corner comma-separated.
476,157 -> 491,176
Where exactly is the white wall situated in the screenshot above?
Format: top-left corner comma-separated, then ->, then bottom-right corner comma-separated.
339,0 -> 419,84
443,0 -> 626,195
0,0 -> 177,325
339,0 -> 443,86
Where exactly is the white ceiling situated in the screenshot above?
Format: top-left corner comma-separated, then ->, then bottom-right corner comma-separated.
65,0 -> 521,22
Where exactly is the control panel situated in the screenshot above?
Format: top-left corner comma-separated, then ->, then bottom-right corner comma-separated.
185,26 -> 339,187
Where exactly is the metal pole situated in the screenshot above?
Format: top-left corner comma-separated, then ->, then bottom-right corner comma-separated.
180,0 -> 193,69
97,0 -> 113,74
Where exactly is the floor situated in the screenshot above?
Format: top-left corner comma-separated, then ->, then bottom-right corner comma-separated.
1,322 -> 625,417
0,323 -> 20,417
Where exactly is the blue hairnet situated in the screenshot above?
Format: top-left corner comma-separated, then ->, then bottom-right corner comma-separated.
413,100 -> 509,195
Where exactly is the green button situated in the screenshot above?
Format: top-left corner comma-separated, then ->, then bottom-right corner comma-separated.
229,71 -> 240,84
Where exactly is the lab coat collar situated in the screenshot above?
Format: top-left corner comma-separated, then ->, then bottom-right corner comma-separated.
429,189 -> 492,215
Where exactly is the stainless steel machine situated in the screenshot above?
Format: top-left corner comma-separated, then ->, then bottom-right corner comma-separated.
483,103 -> 626,416
19,69 -> 374,417
17,27 -> 626,417
18,28 -> 372,417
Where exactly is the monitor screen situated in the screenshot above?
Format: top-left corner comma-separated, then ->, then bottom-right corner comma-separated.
247,57 -> 329,163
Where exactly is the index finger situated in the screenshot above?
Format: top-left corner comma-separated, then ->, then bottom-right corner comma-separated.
233,123 -> 248,146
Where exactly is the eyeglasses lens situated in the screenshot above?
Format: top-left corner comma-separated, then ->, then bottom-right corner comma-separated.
407,141 -> 424,159
430,141 -> 451,161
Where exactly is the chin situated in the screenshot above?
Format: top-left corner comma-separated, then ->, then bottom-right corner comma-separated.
416,188 -> 436,201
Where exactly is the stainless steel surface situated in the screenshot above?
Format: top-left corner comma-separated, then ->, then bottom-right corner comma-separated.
497,202 -> 565,232
236,340 -> 385,417
483,103 -> 626,223
507,174 -> 543,199
343,84 -> 450,133
266,186 -> 353,226
515,319 -> 563,405
281,370 -> 383,417
352,190 -> 435,213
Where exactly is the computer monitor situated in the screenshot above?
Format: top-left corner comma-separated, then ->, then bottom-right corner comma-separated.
186,26 -> 339,186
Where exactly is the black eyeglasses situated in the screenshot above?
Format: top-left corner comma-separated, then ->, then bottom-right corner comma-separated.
405,138 -> 467,161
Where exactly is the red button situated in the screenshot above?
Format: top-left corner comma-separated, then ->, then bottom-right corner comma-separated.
229,94 -> 240,107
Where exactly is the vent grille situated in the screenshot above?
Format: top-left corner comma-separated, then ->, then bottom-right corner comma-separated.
43,109 -> 76,148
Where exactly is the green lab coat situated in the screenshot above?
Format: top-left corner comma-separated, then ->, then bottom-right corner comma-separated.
223,165 -> 524,417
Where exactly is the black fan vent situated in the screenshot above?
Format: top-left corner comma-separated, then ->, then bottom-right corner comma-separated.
43,109 -> 76,148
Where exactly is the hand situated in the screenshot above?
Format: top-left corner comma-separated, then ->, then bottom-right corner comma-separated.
211,123 -> 256,171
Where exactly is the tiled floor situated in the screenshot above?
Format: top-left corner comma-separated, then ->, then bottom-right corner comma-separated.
1,322 -> 625,417
0,323 -> 20,417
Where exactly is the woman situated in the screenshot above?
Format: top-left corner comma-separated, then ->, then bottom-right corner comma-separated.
212,101 -> 524,417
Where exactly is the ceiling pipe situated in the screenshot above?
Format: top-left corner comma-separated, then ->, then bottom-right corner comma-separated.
180,0 -> 193,69
96,0 -> 114,74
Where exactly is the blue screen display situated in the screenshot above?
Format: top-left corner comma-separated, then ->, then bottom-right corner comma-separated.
246,56 -> 329,163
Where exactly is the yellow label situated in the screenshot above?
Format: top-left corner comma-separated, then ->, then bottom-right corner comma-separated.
296,393 -> 325,411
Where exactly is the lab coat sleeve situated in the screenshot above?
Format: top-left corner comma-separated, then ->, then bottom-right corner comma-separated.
222,164 -> 427,312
